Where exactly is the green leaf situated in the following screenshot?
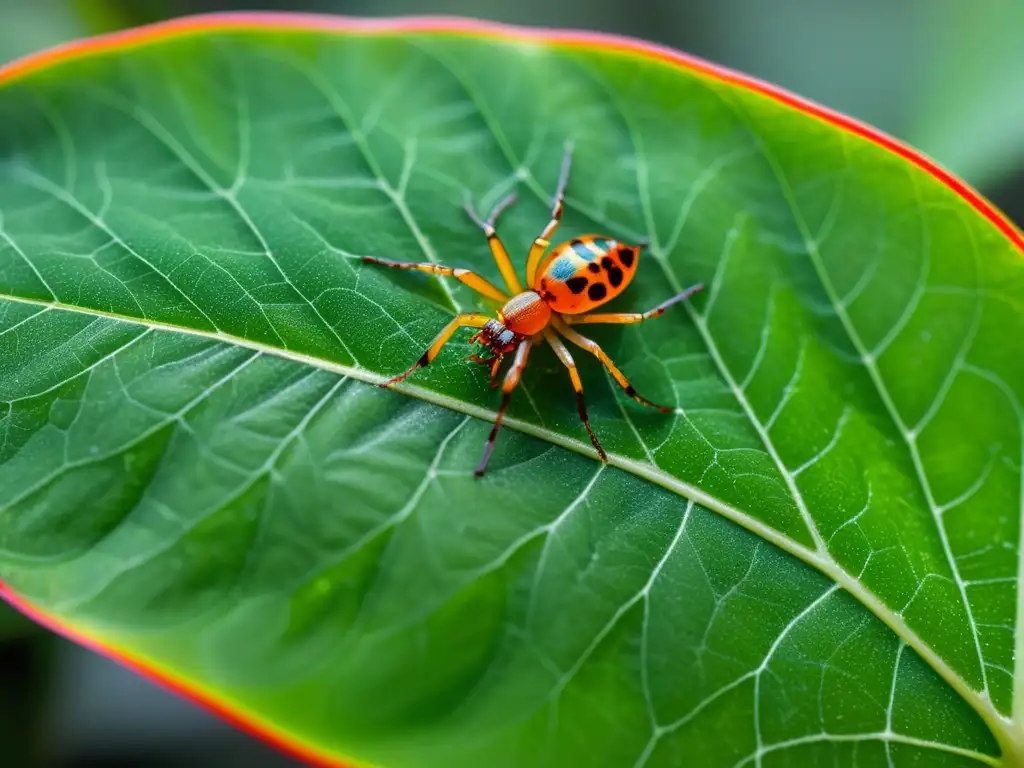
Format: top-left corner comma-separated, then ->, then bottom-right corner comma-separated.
2,14 -> 1023,768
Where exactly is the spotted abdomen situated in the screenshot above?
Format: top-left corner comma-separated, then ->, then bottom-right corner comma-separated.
535,236 -> 640,314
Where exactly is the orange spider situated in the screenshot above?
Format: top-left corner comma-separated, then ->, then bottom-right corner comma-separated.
363,144 -> 704,476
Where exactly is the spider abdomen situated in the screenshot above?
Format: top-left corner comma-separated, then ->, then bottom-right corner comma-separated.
535,236 -> 640,314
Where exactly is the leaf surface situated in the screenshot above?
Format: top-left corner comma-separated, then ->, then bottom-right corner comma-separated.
1,14 -> 1023,768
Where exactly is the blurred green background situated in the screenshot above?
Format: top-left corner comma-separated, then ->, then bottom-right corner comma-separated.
2,0 -> 1022,765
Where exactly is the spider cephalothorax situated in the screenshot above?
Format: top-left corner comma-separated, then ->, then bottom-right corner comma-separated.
363,143 -> 704,476
466,319 -> 522,387
470,319 -> 521,355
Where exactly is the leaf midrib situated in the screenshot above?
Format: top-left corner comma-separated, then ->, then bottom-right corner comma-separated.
0,289 -> 1005,747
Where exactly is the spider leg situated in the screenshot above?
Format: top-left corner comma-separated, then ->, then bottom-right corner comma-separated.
363,256 -> 508,303
526,141 -> 574,285
551,316 -> 674,413
381,313 -> 491,387
564,283 -> 705,325
464,190 -> 525,294
543,328 -> 608,462
475,338 -> 533,477
488,353 -> 505,388
465,345 -> 506,388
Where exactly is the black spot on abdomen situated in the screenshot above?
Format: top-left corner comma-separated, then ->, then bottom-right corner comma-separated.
567,276 -> 589,294
608,266 -> 624,287
587,262 -> 601,273
619,248 -> 635,267
587,282 -> 607,301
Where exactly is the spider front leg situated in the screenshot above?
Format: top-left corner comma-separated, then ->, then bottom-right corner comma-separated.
563,283 -> 705,325
464,190 -> 524,294
362,256 -> 509,303
475,338 -> 533,477
381,313 -> 491,387
552,317 -> 674,413
526,141 -> 574,285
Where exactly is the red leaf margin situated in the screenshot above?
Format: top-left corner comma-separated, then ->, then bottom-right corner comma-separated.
1,10 -> 1022,768
0,583 -> 365,767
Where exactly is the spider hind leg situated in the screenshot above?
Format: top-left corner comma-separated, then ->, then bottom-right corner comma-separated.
553,318 -> 675,413
544,329 -> 608,462
464,191 -> 524,294
526,142 -> 574,285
